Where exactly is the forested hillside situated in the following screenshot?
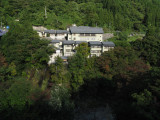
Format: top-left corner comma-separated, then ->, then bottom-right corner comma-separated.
0,0 -> 160,31
0,0 -> 160,120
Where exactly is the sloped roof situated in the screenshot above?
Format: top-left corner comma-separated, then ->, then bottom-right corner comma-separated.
102,41 -> 115,47
69,26 -> 104,34
89,41 -> 102,46
62,40 -> 75,45
56,30 -> 69,34
75,41 -> 87,44
44,30 -> 56,34
44,30 -> 69,34
51,40 -> 60,43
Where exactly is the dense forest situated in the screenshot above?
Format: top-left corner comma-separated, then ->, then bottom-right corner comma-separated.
0,0 -> 160,31
0,0 -> 160,120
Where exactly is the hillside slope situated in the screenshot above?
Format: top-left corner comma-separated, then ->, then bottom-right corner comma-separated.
0,0 -> 160,31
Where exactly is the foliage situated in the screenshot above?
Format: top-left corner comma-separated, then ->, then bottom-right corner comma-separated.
132,89 -> 152,106
68,43 -> 90,91
50,56 -> 70,85
117,31 -> 128,41
0,22 -> 54,71
0,1 -> 160,119
0,77 -> 37,111
0,0 -> 160,30
49,85 -> 73,111
131,27 -> 160,66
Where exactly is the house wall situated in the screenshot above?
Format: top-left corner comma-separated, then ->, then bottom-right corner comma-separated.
90,46 -> 102,57
50,34 -> 56,39
37,32 -> 43,37
54,43 -> 60,48
102,46 -> 114,52
49,43 -> 60,48
48,50 -> 63,64
68,34 -> 72,40
68,34 -> 103,42
56,33 -> 67,40
47,33 -> 67,40
44,33 -> 48,37
63,45 -> 75,56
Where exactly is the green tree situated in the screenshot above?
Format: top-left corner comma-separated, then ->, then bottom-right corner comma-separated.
0,77 -> 37,111
131,27 -> 160,66
68,43 -> 90,91
50,57 -> 70,84
49,85 -> 74,119
0,22 -> 54,71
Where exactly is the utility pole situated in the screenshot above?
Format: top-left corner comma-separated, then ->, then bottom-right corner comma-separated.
45,6 -> 47,19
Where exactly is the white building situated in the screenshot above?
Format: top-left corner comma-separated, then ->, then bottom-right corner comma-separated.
67,26 -> 103,42
89,41 -> 102,57
102,42 -> 115,52
40,30 -> 68,40
35,26 -> 115,64
62,41 -> 75,57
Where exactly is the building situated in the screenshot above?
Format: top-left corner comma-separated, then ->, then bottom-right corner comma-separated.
68,26 -> 104,42
48,40 -> 115,64
42,30 -> 68,40
44,30 -> 56,38
62,41 -> 75,56
56,30 -> 68,40
35,25 -> 115,64
49,40 -> 115,57
102,42 -> 115,52
89,41 -> 102,57
37,26 -> 104,42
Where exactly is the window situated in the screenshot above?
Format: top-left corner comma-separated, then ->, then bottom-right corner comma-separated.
91,34 -> 95,36
85,34 -> 90,36
66,45 -> 71,47
104,46 -> 108,49
91,50 -> 101,53
91,54 -> 97,57
66,49 -> 71,52
91,46 -> 101,48
80,33 -> 85,36
91,38 -> 96,40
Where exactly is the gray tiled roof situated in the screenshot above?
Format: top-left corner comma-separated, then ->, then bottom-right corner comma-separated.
89,41 -> 102,46
69,26 -> 104,34
75,41 -> 87,44
51,40 -> 60,43
44,30 -> 69,34
62,40 -> 75,45
56,30 -> 69,34
44,30 -> 56,34
102,41 -> 115,47
36,30 -> 43,32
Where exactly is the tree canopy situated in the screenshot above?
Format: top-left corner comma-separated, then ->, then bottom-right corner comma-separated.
0,0 -> 160,31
